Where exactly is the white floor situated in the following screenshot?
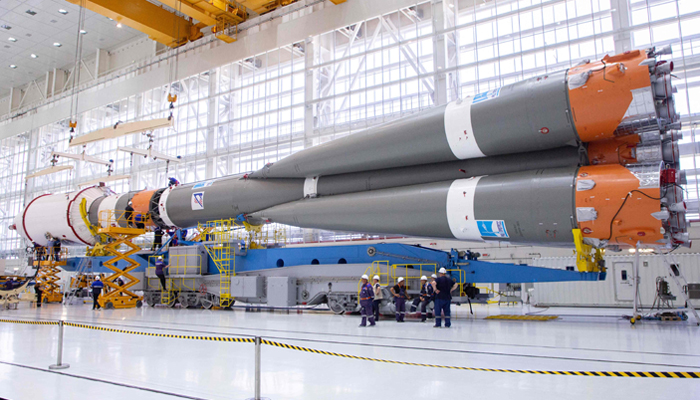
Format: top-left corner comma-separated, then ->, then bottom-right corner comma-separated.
1,302 -> 699,400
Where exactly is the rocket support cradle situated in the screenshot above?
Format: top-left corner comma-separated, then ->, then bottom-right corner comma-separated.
12,47 -> 688,251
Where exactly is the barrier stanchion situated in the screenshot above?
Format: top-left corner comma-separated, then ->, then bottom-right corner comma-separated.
255,336 -> 261,400
247,336 -> 268,400
48,320 -> 69,370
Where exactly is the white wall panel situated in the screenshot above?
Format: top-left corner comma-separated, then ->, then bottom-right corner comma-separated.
531,254 -> 700,308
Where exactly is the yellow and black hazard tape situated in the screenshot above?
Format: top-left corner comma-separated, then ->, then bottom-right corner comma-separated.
63,322 -> 254,343
0,318 -> 58,326
261,339 -> 700,378
3,318 -> 700,378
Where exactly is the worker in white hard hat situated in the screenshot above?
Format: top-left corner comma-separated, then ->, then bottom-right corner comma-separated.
91,275 -> 104,311
390,277 -> 409,322
432,267 -> 459,327
417,275 -> 435,322
372,275 -> 383,321
358,274 -> 375,327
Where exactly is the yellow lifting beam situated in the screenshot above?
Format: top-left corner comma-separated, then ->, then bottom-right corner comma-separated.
158,0 -> 247,26
96,210 -> 146,309
65,0 -> 201,48
572,228 -> 606,273
35,249 -> 67,304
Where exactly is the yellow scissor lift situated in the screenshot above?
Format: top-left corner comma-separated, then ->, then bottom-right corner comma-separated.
35,247 -> 68,303
96,210 -> 147,309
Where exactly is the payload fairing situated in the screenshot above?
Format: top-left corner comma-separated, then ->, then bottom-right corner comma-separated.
11,47 -> 688,251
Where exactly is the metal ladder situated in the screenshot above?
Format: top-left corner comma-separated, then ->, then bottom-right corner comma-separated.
63,258 -> 92,305
659,252 -> 700,326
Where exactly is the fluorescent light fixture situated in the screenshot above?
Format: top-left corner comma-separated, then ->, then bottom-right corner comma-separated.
9,64 -> 17,69
30,53 -> 38,58
58,9 -> 68,14
53,42 -> 62,47
8,37 -> 16,42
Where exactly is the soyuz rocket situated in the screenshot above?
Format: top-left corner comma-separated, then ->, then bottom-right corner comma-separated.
11,47 -> 689,251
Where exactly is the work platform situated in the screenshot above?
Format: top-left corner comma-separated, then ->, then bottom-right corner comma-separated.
57,242 -> 603,314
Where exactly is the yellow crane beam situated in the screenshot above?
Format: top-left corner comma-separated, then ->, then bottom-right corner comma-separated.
157,0 -> 247,26
65,0 -> 201,48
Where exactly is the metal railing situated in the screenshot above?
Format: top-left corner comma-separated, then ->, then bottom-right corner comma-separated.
98,209 -> 152,231
146,254 -> 202,296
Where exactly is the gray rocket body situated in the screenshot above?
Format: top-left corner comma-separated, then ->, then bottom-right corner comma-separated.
316,146 -> 581,197
252,168 -> 579,244
164,175 -> 304,228
159,148 -> 581,229
250,71 -> 577,179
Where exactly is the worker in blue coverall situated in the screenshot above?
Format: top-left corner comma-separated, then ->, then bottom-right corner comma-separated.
358,274 -> 376,327
390,277 -> 408,322
418,275 -> 435,322
91,276 -> 104,310
155,256 -> 168,290
432,268 -> 459,328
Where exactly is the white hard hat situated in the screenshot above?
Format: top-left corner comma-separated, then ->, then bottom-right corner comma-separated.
373,275 -> 380,281
439,267 -> 447,274
361,274 -> 369,280
420,275 -> 427,281
431,274 -> 437,279
95,276 -> 101,280
12,277 -> 17,280
397,277 -> 404,283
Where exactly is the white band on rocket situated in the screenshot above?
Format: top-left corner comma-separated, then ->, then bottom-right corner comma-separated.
444,99 -> 486,160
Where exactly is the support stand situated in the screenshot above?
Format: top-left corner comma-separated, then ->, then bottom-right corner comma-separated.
630,242 -> 643,325
659,252 -> 700,326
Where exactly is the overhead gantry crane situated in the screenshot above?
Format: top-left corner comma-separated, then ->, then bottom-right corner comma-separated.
65,0 -> 347,47
65,0 -> 203,47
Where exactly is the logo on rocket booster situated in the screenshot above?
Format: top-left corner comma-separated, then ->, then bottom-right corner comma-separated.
472,88 -> 501,104
192,192 -> 204,210
477,220 -> 509,238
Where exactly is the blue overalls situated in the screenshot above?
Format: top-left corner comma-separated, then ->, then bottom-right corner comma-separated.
155,261 -> 167,290
393,284 -> 407,322
359,282 -> 375,327
434,276 -> 453,327
419,281 -> 434,322
91,280 -> 104,310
